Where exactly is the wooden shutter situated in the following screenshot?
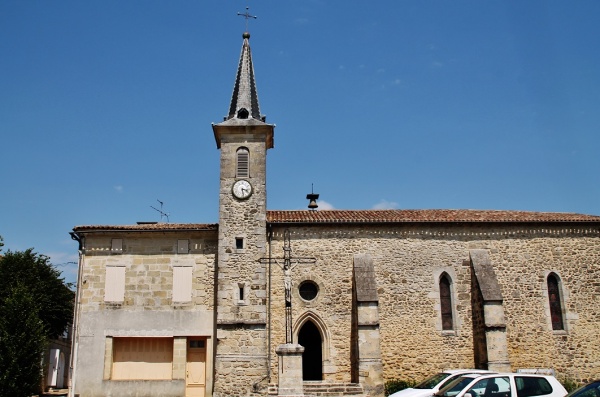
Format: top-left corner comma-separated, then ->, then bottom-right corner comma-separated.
112,337 -> 173,380
105,266 -> 126,302
47,349 -> 60,386
173,266 -> 193,303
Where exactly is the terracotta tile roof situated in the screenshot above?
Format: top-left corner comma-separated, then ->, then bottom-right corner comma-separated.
72,210 -> 600,233
266,209 -> 600,224
73,223 -> 218,232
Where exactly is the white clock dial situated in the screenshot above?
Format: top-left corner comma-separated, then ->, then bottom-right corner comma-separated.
232,180 -> 252,199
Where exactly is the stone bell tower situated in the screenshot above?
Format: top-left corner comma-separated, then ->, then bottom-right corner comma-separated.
211,31 -> 275,396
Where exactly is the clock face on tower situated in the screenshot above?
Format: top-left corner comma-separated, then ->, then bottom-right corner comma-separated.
232,179 -> 252,199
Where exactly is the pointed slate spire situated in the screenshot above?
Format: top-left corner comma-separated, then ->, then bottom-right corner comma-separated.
226,32 -> 262,122
213,32 -> 274,149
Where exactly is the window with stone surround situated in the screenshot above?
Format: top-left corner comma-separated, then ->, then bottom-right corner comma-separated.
236,147 -> 249,178
547,273 -> 564,331
237,283 -> 247,305
235,237 -> 244,250
439,273 -> 454,331
299,280 -> 319,301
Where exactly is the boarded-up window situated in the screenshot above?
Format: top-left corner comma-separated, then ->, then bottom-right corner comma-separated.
440,274 -> 453,330
105,266 -> 125,302
177,239 -> 189,254
547,273 -> 564,330
173,266 -> 193,303
236,147 -> 249,177
112,337 -> 173,380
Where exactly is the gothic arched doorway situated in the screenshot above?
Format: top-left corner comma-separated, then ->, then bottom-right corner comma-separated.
298,320 -> 322,381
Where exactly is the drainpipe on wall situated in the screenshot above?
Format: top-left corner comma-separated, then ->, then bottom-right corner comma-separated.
68,232 -> 84,397
267,225 -> 273,384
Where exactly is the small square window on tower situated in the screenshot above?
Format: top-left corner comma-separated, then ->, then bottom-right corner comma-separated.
238,283 -> 245,302
235,237 -> 244,250
237,283 -> 247,305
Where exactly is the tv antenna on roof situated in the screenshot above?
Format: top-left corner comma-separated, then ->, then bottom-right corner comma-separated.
151,199 -> 170,223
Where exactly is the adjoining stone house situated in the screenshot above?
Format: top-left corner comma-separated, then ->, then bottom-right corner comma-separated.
68,32 -> 600,397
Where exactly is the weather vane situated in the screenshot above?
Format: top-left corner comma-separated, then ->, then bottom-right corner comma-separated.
237,6 -> 257,32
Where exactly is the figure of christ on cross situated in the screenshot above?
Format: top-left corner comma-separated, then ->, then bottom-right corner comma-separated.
263,229 -> 316,344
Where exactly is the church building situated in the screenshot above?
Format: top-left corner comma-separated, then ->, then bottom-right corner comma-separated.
69,31 -> 600,397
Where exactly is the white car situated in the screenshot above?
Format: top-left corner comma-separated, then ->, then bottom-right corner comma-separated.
434,373 -> 567,397
390,370 -> 496,397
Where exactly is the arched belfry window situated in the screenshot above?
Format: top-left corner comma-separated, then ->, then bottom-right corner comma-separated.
237,108 -> 249,119
547,273 -> 564,330
439,273 -> 454,331
236,147 -> 249,178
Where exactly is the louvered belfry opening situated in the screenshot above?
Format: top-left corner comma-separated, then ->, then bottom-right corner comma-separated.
236,147 -> 249,177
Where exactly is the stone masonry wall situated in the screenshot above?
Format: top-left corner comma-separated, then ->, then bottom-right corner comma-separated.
267,223 -> 600,385
217,137 -> 268,325
485,230 -> 600,382
215,135 -> 270,396
79,231 -> 217,312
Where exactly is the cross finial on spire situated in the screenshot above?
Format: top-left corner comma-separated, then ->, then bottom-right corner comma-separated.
237,6 -> 257,32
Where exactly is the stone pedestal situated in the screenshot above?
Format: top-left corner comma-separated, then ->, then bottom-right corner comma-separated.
276,343 -> 305,396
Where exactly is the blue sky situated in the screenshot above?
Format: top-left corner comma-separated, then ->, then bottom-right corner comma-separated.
1,1 -> 599,285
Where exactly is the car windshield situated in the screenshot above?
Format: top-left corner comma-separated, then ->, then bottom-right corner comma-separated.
567,381 -> 600,397
435,376 -> 477,397
415,373 -> 453,389
438,375 -> 467,390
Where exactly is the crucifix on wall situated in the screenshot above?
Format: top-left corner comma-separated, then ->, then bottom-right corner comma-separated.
263,229 -> 316,344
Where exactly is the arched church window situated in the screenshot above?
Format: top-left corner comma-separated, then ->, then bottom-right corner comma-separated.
547,273 -> 564,330
236,147 -> 249,178
439,273 -> 454,330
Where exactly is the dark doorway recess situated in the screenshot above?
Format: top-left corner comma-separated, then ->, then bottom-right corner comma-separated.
298,320 -> 322,381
